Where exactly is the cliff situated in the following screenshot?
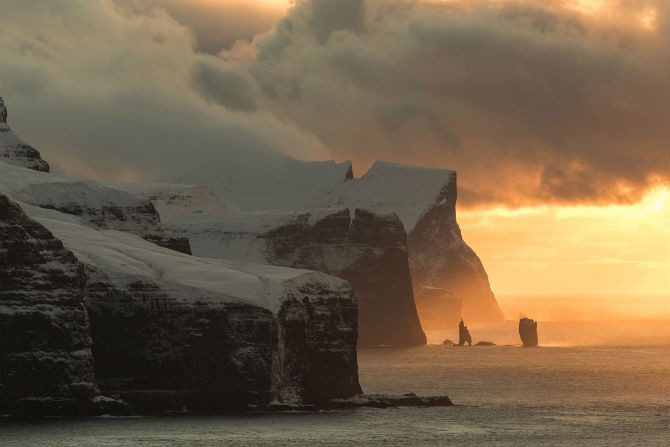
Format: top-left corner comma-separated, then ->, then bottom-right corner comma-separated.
264,208 -> 425,346
140,201 -> 425,346
0,155 -> 361,414
0,194 -> 126,416
405,171 -> 504,325
129,161 -> 503,336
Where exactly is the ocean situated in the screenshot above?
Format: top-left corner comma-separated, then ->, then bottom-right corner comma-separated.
1,324 -> 669,447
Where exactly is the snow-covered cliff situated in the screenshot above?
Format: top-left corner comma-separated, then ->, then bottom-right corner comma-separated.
0,107 -> 362,414
130,161 -> 504,333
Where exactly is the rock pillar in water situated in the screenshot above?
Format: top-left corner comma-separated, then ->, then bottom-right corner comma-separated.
458,319 -> 472,346
519,318 -> 539,347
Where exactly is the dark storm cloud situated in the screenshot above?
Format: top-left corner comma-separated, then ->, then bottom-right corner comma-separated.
191,57 -> 259,112
1,0 -> 667,206
241,0 -> 670,205
0,0 -> 329,182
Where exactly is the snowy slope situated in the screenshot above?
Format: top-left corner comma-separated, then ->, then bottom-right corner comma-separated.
111,160 -> 455,235
113,159 -> 502,326
326,161 -> 456,233
21,201 -> 345,314
0,159 -> 349,314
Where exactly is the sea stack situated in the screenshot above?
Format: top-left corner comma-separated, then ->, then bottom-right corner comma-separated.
519,318 -> 539,347
458,319 -> 472,346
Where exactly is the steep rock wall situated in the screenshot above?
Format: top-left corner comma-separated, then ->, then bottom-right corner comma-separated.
0,195 -> 125,416
84,269 -> 361,412
265,208 -> 426,346
408,173 -> 504,325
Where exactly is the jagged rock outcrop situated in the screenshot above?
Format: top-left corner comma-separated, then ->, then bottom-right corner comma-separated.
458,319 -> 472,346
0,194 -> 126,416
0,98 -> 50,172
264,208 -> 425,346
519,318 -> 539,347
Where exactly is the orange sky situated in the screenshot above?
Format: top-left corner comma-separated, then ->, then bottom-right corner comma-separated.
459,185 -> 670,302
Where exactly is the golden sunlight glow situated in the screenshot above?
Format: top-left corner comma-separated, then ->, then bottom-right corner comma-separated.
649,187 -> 669,213
459,186 -> 670,307
638,8 -> 659,31
569,0 -> 605,15
189,0 -> 290,10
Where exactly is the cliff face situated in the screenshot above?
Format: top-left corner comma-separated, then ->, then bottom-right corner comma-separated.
0,193 -> 361,414
84,268 -> 360,412
141,161 -> 503,334
273,273 -> 361,403
0,195 -> 125,416
408,173 -> 504,325
0,97 -> 50,172
265,208 -> 425,346
1,143 -> 362,415
84,270 -> 277,412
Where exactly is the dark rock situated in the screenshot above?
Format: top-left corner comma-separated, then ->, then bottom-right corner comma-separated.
85,271 -> 277,413
475,341 -> 496,346
325,393 -> 453,409
0,194 -> 127,416
442,339 -> 455,346
458,319 -> 472,346
84,268 -> 361,413
265,208 -> 426,346
519,317 -> 539,347
273,278 -> 362,404
0,97 -> 6,124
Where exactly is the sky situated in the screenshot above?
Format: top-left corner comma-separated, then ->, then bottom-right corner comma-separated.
0,0 -> 668,305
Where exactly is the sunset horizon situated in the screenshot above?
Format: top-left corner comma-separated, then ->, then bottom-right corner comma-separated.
1,0 -> 668,445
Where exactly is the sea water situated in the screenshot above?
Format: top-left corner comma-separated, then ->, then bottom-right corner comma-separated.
1,337 -> 668,446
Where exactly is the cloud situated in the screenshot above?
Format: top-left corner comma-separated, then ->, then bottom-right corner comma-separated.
241,0 -> 670,206
1,0 -> 667,207
113,0 -> 288,54
0,0 -> 330,184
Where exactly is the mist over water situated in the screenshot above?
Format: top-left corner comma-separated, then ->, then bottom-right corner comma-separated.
427,320 -> 670,347
427,294 -> 670,347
